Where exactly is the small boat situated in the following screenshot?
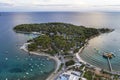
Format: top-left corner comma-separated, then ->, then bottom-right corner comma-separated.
113,54 -> 116,57
40,63 -> 43,65
5,78 -> 8,80
47,58 -> 49,60
35,63 -> 37,66
26,72 -> 29,75
25,58 -> 28,60
23,76 -> 26,78
36,65 -> 39,67
17,57 -> 20,60
40,71 -> 43,73
111,52 -> 116,57
5,58 -> 8,60
30,58 -> 33,61
29,63 -> 32,66
118,49 -> 120,51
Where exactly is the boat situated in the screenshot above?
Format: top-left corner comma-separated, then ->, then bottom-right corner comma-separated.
111,52 -> 116,57
47,58 -> 49,60
5,57 -> 8,60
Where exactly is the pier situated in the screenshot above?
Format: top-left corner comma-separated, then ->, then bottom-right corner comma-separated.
102,52 -> 114,71
107,57 -> 112,71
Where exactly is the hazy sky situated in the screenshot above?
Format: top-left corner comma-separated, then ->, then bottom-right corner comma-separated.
0,0 -> 120,12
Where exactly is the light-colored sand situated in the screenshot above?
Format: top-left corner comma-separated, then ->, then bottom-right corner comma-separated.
21,41 -> 102,80
75,46 -> 87,64
20,43 -> 61,80
75,44 -> 102,71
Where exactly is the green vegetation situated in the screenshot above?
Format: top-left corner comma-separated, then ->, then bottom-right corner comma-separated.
27,35 -> 52,52
65,60 -> 75,66
113,75 -> 119,80
34,35 -> 51,49
79,64 -> 85,70
28,43 -> 37,51
83,70 -> 93,80
14,22 -> 113,54
73,48 -> 80,53
58,63 -> 64,72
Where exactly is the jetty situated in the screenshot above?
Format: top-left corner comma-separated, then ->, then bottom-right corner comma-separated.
103,52 -> 114,71
107,57 -> 112,71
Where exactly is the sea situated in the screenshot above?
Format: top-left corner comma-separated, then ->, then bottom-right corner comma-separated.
0,12 -> 120,80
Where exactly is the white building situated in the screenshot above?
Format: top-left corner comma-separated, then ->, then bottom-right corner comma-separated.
80,77 -> 87,80
57,71 -> 81,80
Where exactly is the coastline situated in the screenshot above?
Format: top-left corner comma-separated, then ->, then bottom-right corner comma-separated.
75,39 -> 102,71
20,36 -> 103,80
19,31 -> 114,80
20,43 -> 61,80
76,37 -> 120,75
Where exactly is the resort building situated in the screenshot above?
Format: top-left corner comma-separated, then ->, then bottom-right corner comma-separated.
57,71 -> 81,80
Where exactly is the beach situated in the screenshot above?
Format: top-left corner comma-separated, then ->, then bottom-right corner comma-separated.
75,46 -> 87,64
20,43 -> 61,80
75,40 -> 102,71
21,40 -> 102,80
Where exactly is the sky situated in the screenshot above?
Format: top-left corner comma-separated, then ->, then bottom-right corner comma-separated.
0,0 -> 120,12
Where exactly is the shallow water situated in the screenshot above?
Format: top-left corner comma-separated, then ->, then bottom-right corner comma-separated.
0,12 -> 120,79
80,30 -> 120,71
0,12 -> 56,80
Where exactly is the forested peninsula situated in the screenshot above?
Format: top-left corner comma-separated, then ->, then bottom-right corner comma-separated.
14,22 -> 113,55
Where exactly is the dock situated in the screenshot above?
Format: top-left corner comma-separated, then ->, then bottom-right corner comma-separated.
102,52 -> 114,71
107,57 -> 112,71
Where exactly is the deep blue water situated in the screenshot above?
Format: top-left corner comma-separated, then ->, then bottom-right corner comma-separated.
0,12 -> 120,79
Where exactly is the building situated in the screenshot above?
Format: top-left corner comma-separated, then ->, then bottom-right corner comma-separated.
57,71 -> 81,80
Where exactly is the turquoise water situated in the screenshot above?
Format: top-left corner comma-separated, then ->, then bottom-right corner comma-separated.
0,12 -> 120,79
0,13 -> 56,80
0,32 -> 56,80
76,12 -> 120,71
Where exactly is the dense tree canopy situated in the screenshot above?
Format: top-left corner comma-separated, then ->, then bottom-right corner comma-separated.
14,22 -> 113,54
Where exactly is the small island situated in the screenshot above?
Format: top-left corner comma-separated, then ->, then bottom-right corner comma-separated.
14,22 -> 114,80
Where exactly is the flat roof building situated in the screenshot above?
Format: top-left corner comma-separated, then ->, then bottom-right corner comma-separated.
57,71 -> 81,80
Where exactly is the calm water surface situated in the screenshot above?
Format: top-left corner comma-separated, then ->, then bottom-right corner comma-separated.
0,12 -> 120,79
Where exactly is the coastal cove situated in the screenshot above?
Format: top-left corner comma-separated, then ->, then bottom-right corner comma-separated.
79,30 -> 120,71
13,23 -> 112,56
0,12 -> 120,80
14,22 -> 113,79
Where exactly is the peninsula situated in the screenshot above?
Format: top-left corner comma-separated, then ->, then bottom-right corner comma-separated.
14,22 -> 113,80
14,22 -> 112,54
